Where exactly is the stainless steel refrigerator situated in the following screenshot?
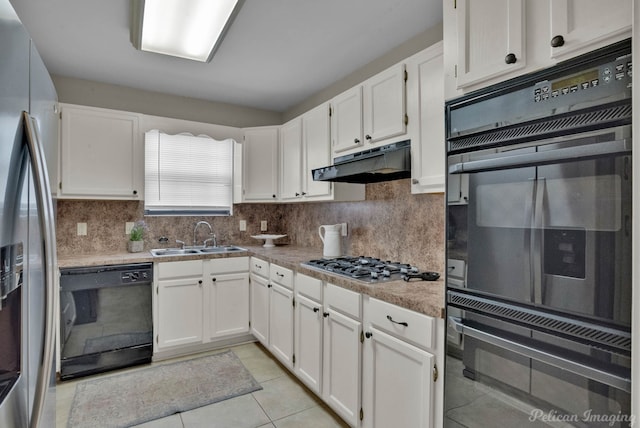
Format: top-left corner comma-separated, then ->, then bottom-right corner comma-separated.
1,0 -> 58,426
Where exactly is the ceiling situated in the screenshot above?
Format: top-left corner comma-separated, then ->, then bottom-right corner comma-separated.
10,0 -> 442,113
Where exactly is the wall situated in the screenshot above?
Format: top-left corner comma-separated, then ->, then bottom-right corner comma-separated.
52,75 -> 282,128
283,24 -> 444,121
56,179 -> 445,273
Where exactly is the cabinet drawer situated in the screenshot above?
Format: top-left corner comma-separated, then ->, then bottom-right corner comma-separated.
270,264 -> 293,289
209,257 -> 249,274
295,273 -> 322,302
325,282 -> 361,319
367,297 -> 435,350
157,260 -> 203,280
251,257 -> 269,277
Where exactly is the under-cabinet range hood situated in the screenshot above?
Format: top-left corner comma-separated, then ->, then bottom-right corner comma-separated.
312,140 -> 411,184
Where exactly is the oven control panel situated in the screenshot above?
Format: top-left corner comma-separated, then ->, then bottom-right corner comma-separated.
533,57 -> 632,103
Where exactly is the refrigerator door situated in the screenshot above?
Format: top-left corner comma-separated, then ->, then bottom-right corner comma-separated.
0,2 -> 31,427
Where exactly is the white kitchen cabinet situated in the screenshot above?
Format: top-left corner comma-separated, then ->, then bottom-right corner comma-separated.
155,260 -> 204,351
331,86 -> 363,154
59,103 -> 142,199
242,126 -> 279,202
279,117 -> 303,201
408,43 -> 445,194
249,258 -> 295,370
322,283 -> 362,427
444,0 -> 631,98
331,64 -> 407,157
154,257 -> 249,356
294,273 -> 324,395
281,103 -> 365,203
548,0 -> 631,61
362,63 -> 407,146
250,257 -> 270,346
362,297 -> 439,428
453,0 -> 526,91
205,258 -> 250,340
268,264 -> 295,369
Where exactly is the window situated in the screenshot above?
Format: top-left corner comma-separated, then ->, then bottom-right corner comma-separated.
144,130 -> 234,215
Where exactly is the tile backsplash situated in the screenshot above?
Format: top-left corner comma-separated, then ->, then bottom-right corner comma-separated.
56,179 -> 445,273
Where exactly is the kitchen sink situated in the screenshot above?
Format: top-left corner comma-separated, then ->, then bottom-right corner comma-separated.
150,246 -> 247,257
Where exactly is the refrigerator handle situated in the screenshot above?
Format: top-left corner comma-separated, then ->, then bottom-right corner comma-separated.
448,316 -> 631,393
23,112 -> 58,428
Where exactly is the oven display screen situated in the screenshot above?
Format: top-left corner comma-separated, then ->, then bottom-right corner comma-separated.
552,69 -> 599,91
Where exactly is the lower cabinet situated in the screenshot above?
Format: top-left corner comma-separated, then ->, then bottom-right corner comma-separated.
362,297 -> 439,428
322,283 -> 363,428
294,274 -> 324,395
154,257 -> 250,356
250,258 -> 295,369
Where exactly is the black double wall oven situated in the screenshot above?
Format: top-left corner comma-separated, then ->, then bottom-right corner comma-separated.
444,40 -> 633,427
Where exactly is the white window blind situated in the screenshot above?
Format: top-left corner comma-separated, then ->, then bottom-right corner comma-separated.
144,130 -> 234,216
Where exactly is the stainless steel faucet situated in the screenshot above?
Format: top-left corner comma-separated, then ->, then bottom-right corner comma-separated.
193,221 -> 216,247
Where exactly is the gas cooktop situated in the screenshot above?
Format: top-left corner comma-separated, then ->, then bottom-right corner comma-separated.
302,256 -> 439,284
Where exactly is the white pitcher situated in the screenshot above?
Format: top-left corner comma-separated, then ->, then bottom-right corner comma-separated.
319,224 -> 342,258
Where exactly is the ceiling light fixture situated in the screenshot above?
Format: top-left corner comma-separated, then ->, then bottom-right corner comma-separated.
130,0 -> 244,62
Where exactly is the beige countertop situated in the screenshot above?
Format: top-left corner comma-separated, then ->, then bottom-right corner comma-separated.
58,245 -> 445,319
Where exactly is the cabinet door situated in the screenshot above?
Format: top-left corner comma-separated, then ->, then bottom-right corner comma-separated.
207,272 -> 249,339
331,86 -> 363,153
60,104 -> 142,199
362,327 -> 435,428
549,0 -> 631,61
280,118 -> 303,201
455,0 -> 526,90
243,127 -> 279,201
362,64 -> 406,145
323,309 -> 362,427
250,273 -> 270,346
409,44 -> 445,194
269,283 -> 294,369
302,103 -> 332,200
156,277 -> 203,350
294,294 -> 323,395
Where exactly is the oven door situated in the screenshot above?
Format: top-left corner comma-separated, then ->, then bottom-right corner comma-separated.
448,126 -> 632,328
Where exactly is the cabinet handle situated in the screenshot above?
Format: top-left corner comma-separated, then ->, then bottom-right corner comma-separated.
313,307 -> 320,313
212,277 -> 216,282
504,53 -> 517,64
255,264 -> 261,269
272,194 -> 276,199
386,315 -> 408,327
132,190 -> 138,195
276,272 -> 284,278
365,134 -> 372,140
268,283 -> 272,288
365,331 -> 373,339
550,35 -> 565,48
198,280 -> 203,287
354,138 -> 360,144
323,312 -> 329,318
301,192 -> 307,196
295,192 -> 300,197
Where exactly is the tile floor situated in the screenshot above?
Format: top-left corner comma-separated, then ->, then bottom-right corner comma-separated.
57,342 -> 348,428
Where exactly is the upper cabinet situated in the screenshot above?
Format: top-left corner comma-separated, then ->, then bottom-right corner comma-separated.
548,0 -> 632,61
331,86 -> 363,153
444,0 -> 631,99
278,103 -> 365,203
242,126 -> 279,202
59,103 -> 142,199
362,64 -> 407,145
331,63 -> 407,156
408,42 -> 445,194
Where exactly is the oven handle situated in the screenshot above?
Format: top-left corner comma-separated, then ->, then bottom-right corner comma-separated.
448,316 -> 631,393
449,139 -> 631,174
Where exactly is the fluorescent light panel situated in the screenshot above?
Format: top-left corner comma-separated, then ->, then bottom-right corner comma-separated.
139,0 -> 239,62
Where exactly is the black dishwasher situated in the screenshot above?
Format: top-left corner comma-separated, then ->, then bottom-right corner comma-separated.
59,263 -> 153,380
